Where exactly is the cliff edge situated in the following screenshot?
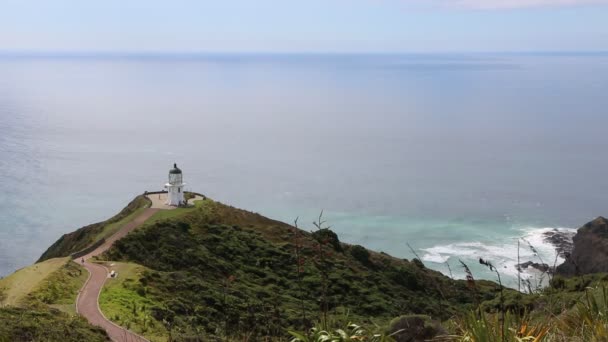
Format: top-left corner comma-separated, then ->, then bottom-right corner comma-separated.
556,216 -> 608,276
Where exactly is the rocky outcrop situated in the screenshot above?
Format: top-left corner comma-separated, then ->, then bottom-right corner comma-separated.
543,229 -> 575,258
517,261 -> 551,273
556,216 -> 608,276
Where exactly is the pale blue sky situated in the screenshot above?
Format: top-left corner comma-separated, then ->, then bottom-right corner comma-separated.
1,0 -> 607,53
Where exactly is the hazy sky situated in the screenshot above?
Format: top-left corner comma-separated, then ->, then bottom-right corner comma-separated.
1,0 -> 607,53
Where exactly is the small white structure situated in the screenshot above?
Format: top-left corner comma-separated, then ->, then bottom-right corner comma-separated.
164,163 -> 185,206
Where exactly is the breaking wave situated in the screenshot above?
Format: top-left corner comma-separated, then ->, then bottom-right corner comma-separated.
420,227 -> 576,288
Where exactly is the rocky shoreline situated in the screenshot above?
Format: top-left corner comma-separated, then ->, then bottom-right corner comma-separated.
543,228 -> 575,258
516,228 -> 575,275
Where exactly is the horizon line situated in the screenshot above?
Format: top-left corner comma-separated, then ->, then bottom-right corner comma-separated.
1,49 -> 608,58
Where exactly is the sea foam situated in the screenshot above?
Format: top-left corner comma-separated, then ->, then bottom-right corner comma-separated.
421,226 -> 576,288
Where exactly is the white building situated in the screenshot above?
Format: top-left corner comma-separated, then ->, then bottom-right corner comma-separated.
165,163 -> 185,206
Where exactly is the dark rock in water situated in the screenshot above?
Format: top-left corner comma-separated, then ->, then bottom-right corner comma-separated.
512,229 -> 573,277
556,216 -> 608,276
517,261 -> 551,273
543,229 -> 575,258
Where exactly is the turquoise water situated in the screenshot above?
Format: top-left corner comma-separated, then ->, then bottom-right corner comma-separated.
1,53 -> 607,287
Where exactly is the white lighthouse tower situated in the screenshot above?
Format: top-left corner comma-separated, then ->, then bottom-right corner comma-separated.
165,163 -> 185,206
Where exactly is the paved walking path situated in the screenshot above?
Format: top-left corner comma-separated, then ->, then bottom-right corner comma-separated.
76,207 -> 159,342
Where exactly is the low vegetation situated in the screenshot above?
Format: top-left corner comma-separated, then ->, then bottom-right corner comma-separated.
448,282 -> 608,341
98,262 -> 166,341
289,318 -> 397,342
24,259 -> 88,313
0,257 -> 73,307
285,274 -> 608,342
4,193 -> 608,341
0,258 -> 106,341
100,198 -> 500,340
0,306 -> 108,342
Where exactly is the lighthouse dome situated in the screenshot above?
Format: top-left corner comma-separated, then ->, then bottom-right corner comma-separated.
168,163 -> 184,185
169,163 -> 182,174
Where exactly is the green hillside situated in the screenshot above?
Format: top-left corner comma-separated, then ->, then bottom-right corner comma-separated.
97,197 -> 503,340
6,193 -> 608,341
0,258 -> 108,341
38,195 -> 151,261
0,307 -> 108,342
0,257 -> 72,307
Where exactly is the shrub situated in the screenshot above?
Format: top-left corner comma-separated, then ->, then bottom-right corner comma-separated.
136,286 -> 146,297
388,267 -> 422,291
290,322 -> 396,342
412,258 -> 425,269
550,275 -> 566,290
350,245 -> 370,264
387,315 -> 446,342
312,228 -> 343,252
184,192 -> 195,201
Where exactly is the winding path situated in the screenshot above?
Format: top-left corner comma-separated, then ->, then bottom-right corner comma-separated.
76,207 -> 159,342
75,193 -> 203,341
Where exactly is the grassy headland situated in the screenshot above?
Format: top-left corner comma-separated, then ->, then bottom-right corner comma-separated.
38,195 -> 151,261
4,192 -> 608,341
98,196 -> 502,340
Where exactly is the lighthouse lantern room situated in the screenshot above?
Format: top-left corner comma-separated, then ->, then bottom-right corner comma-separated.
165,163 -> 185,206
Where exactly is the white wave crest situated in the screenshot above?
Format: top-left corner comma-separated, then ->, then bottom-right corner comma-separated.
420,226 -> 576,287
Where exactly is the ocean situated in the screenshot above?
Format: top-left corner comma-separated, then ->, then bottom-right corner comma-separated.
1,53 -> 608,288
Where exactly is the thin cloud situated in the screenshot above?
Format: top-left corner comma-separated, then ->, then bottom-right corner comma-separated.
449,0 -> 608,9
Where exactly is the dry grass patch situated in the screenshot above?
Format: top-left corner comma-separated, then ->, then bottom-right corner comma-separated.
0,257 -> 70,306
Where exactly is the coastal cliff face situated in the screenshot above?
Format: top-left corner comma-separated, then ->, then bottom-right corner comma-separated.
556,216 -> 608,276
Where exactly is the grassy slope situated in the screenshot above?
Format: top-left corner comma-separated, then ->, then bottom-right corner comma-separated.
100,197 -> 502,340
447,274 -> 608,341
0,258 -> 108,341
24,260 -> 89,314
98,262 -> 166,342
0,306 -> 109,342
0,194 -> 156,341
0,257 -> 88,314
0,195 -> 152,340
0,257 -> 70,306
92,206 -> 148,244
14,192 -> 608,341
38,195 -> 151,261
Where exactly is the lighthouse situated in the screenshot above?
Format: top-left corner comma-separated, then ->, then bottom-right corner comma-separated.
165,163 -> 185,206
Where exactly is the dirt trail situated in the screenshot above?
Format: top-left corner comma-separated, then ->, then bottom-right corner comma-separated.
76,208 -> 159,342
